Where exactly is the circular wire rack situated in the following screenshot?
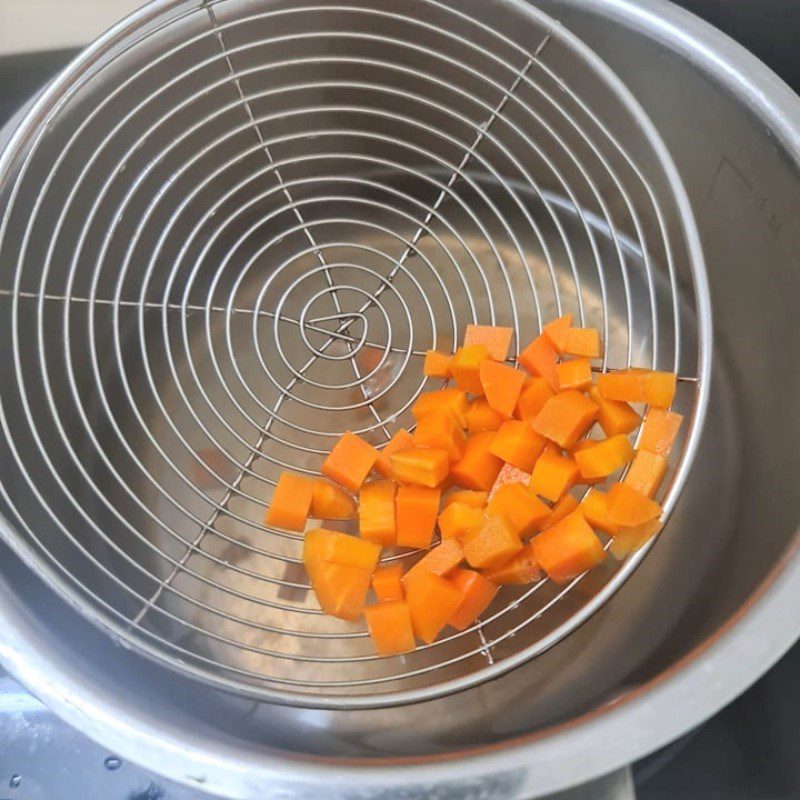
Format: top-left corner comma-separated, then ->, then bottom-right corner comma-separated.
0,0 -> 711,708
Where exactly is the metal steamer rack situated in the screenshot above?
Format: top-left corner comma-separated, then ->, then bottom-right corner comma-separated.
0,0 -> 711,708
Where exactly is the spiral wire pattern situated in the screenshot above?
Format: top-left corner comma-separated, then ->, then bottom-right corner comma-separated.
0,0 -> 711,706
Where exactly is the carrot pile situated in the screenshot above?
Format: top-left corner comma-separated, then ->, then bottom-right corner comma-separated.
265,318 -> 683,656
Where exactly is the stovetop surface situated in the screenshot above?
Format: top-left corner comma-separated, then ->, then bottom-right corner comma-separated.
0,2 -> 798,798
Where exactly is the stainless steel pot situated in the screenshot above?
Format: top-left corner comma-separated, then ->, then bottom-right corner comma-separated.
0,0 -> 797,797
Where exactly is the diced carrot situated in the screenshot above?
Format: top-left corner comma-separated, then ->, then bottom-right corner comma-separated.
423,350 -> 452,379
529,448 -> 579,502
437,501 -> 485,540
533,390 -> 599,449
542,494 -> 579,529
265,472 -> 314,531
531,510 -> 606,583
402,538 -> 464,585
639,408 -> 684,456
306,560 -> 372,620
364,601 -> 416,655
413,411 -> 466,462
463,324 -> 513,361
515,376 -> 554,422
442,489 -> 488,509
303,528 -> 381,571
310,479 -> 356,520
555,358 -> 593,391
486,482 -> 550,537
322,432 -> 379,492
579,489 -> 619,536
396,485 -> 441,549
358,480 -> 397,546
518,334 -> 559,391
405,571 -> 464,643
372,564 -> 405,601
488,462 -> 532,499
597,369 -> 677,408
606,482 -> 662,527
484,541 -> 542,584
374,428 -> 414,478
543,313 -> 573,354
448,568 -> 499,630
479,360 -> 526,419
450,431 -> 504,490
623,450 -> 668,498
574,434 -> 634,480
412,388 -> 469,427
564,327 -> 601,358
450,345 -> 490,395
390,447 -> 450,488
609,519 -> 663,560
462,514 -> 522,569
466,398 -> 505,433
489,420 -> 547,472
588,385 -> 641,437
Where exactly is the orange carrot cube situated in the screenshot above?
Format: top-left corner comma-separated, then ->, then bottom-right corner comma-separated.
542,494 -> 579,529
565,327 -> 602,358
322,432 -> 379,492
374,428 -> 414,478
609,519 -> 663,560
402,538 -> 464,585
597,369 -> 677,408
412,388 -> 469,427
531,510 -> 605,583
542,313 -> 573,353
623,450 -> 668,498
533,390 -> 599,449
437,501 -> 485,540
265,472 -> 314,531
310,479 -> 356,520
358,480 -> 397,546
462,515 -> 523,570
479,359 -> 526,418
463,324 -> 513,361
450,345 -> 490,395
372,564 -> 404,602
515,376 -> 554,422
488,462 -> 532,498
639,408 -> 683,456
447,568 -> 499,630
442,490 -> 488,509
364,601 -> 416,655
303,528 -> 381,571
574,434 -> 634,480
529,449 -> 580,502
306,560 -> 372,620
484,541 -> 542,584
486,482 -> 550,537
587,385 -> 641,437
518,334 -> 559,391
396,485 -> 441,549
390,447 -> 450,488
606,482 -> 662,527
450,431 -> 504,490
413,411 -> 466,462
405,571 -> 464,643
579,489 -> 619,536
466,398 -> 505,433
555,357 -> 593,391
423,350 -> 452,379
489,420 -> 547,472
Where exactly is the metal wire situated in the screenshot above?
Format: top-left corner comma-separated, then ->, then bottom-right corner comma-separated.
0,0 -> 711,708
